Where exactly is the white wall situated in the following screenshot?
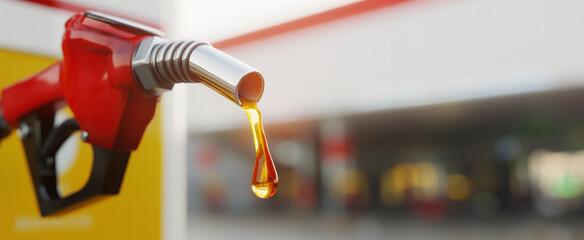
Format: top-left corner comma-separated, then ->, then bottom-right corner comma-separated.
185,0 -> 584,133
0,1 -> 69,57
0,0 -> 161,57
170,0 -> 359,41
60,0 -> 161,24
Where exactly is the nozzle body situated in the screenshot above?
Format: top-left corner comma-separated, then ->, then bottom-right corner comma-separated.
132,36 -> 264,105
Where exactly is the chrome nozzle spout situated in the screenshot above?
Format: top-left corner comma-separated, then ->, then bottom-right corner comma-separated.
132,36 -> 264,105
189,44 -> 264,105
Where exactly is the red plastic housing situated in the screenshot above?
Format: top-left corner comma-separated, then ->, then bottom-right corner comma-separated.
1,12 -> 159,151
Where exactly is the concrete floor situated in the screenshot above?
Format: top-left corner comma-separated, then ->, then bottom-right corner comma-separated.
187,214 -> 583,240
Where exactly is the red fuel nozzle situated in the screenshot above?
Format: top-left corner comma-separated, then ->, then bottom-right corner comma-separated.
0,10 -> 267,216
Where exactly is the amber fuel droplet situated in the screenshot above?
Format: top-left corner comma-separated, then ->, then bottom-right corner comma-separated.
242,102 -> 278,198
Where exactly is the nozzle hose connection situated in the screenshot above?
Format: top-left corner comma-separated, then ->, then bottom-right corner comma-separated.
0,105 -> 12,140
132,36 -> 264,105
149,40 -> 202,86
0,109 -> 12,140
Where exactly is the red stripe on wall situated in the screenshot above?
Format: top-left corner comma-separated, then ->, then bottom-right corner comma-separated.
20,0 -> 414,48
213,0 -> 414,49
18,0 -> 161,29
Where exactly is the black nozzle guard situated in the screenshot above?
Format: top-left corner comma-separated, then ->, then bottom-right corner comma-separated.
0,105 -> 11,140
19,113 -> 130,216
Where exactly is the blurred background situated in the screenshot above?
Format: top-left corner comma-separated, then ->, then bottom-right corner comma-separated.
3,0 -> 584,239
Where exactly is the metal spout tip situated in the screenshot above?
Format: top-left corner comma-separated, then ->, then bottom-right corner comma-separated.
189,44 -> 265,106
237,71 -> 264,105
132,36 -> 265,105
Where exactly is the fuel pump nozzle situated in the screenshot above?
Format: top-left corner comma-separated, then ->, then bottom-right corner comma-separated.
131,37 -> 279,199
132,36 -> 264,105
0,11 -> 268,216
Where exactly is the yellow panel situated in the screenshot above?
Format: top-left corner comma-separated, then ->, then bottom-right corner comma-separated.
0,48 -> 162,240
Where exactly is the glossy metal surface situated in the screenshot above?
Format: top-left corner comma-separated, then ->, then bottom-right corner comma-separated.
132,36 -> 264,105
189,44 -> 264,105
85,11 -> 164,37
132,37 -> 206,94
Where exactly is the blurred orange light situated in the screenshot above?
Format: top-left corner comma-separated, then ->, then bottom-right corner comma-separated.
380,167 -> 405,206
413,162 -> 440,200
331,168 -> 366,196
447,174 -> 472,201
391,163 -> 412,193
